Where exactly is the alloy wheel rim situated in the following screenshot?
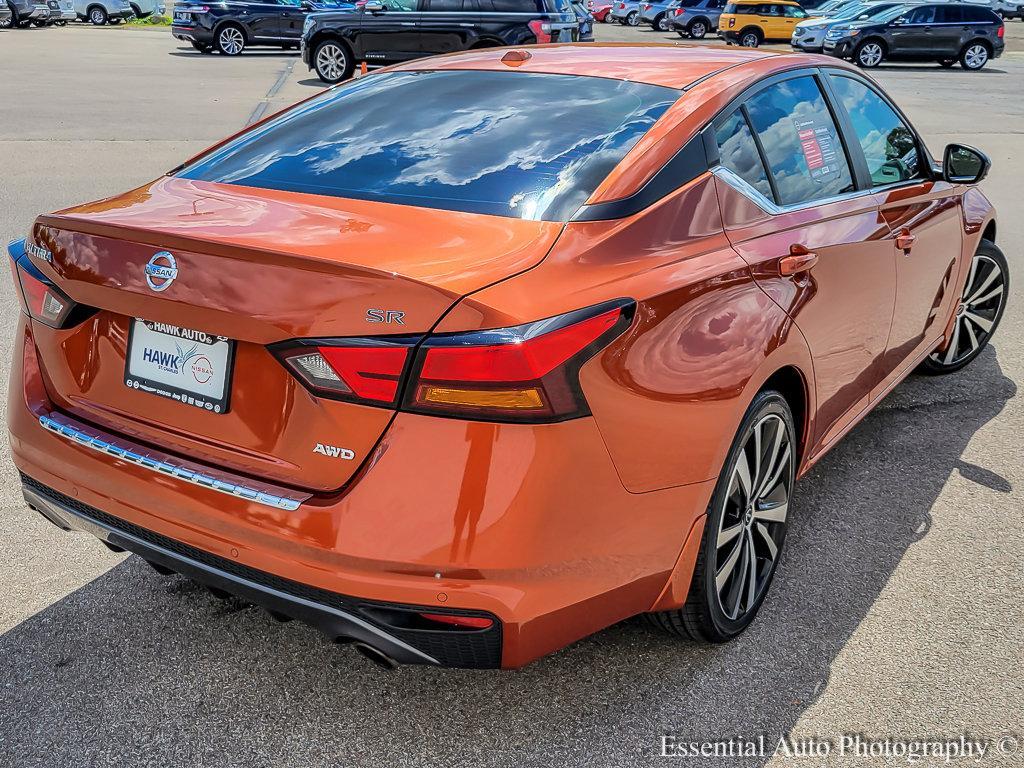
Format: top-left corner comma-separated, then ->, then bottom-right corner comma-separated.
691,22 -> 706,37
317,44 -> 346,80
741,33 -> 758,46
658,16 -> 670,30
860,43 -> 882,66
929,253 -> 1004,367
628,11 -> 639,25
220,28 -> 243,54
90,9 -> 104,23
965,45 -> 987,69
714,413 -> 791,622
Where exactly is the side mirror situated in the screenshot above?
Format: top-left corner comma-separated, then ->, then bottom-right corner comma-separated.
891,16 -> 906,25
363,1 -> 385,10
943,144 -> 990,185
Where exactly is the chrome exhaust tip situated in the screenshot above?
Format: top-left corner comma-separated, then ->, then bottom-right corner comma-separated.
352,642 -> 399,671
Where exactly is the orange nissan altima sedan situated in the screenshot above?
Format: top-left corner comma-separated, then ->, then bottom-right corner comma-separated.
8,45 -> 1008,669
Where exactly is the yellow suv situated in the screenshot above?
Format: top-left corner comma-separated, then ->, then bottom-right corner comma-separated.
718,0 -> 815,47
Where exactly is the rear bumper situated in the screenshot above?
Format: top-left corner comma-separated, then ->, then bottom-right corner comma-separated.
9,316 -> 713,668
23,475 -> 500,668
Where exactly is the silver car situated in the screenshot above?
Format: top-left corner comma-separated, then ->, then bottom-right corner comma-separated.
74,0 -> 135,24
609,0 -> 644,24
671,0 -> 726,38
640,0 -> 680,30
791,0 -> 914,51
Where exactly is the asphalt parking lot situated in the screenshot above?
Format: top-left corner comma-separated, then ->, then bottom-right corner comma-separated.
1,21 -> 1023,768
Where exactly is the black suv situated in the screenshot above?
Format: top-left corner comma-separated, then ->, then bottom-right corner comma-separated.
823,3 -> 1005,70
302,0 -> 580,84
172,0 -> 349,55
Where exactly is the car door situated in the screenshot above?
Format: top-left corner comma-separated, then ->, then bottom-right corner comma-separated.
755,3 -> 781,38
356,0 -> 423,62
888,4 -> 940,57
778,3 -> 805,36
278,0 -> 307,40
826,72 -> 965,391
712,72 -> 896,449
419,0 -> 477,54
234,0 -> 284,40
930,3 -> 967,54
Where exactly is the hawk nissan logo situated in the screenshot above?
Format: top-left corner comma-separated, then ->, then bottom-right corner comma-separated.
145,251 -> 178,292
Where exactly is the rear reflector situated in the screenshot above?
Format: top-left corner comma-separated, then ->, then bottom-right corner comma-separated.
418,613 -> 494,630
527,19 -> 552,44
270,299 -> 634,422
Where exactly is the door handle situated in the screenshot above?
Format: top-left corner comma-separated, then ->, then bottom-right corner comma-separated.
895,229 -> 916,252
779,244 -> 818,276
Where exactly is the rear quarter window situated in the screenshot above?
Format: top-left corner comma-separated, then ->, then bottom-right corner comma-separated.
179,71 -> 679,222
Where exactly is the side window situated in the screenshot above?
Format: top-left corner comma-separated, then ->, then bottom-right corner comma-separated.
744,76 -> 855,206
782,5 -> 805,17
935,5 -> 961,23
427,0 -> 466,8
715,110 -> 774,200
385,0 -> 419,9
905,5 -> 936,24
486,0 -> 541,10
830,76 -> 922,187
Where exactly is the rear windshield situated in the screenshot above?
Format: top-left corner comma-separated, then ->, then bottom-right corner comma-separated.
179,71 -> 677,222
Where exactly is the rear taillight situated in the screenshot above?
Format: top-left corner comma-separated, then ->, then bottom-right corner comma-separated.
273,338 -> 414,407
8,239 -> 83,329
997,25 -> 1004,38
271,300 -> 634,423
527,19 -> 552,43
674,7 -> 683,14
404,301 -> 632,422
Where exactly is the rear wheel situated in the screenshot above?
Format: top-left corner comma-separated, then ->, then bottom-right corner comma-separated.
626,10 -> 639,25
216,23 -> 245,55
918,241 -> 1008,375
739,28 -> 761,47
0,7 -> 12,29
655,13 -> 671,31
688,19 -> 708,39
313,38 -> 353,84
647,391 -> 795,643
88,5 -> 107,24
960,42 -> 990,70
854,39 -> 885,67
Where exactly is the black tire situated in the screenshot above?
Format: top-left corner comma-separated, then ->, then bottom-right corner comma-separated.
959,41 -> 991,70
853,38 -> 885,67
215,23 -> 246,55
917,240 -> 1008,375
191,41 -> 212,53
654,13 -> 671,31
87,5 -> 107,25
0,5 -> 12,29
688,18 -> 709,39
626,10 -> 639,26
647,390 -> 796,643
313,38 -> 354,84
738,28 -> 761,47
938,58 -> 957,68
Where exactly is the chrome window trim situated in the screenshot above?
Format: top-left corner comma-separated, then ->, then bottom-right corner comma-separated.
712,166 -> 876,216
39,412 -> 307,511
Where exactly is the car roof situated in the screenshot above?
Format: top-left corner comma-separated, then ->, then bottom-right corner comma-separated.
387,43 -> 782,91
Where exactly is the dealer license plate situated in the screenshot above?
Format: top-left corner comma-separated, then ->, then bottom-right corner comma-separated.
124,319 -> 234,414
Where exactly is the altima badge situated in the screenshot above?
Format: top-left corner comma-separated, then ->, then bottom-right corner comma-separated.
145,251 -> 178,292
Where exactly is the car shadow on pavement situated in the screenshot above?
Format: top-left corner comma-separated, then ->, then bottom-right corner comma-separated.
0,349 -> 1014,767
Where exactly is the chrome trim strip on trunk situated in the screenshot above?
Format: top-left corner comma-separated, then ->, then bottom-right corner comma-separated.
38,412 -> 307,511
